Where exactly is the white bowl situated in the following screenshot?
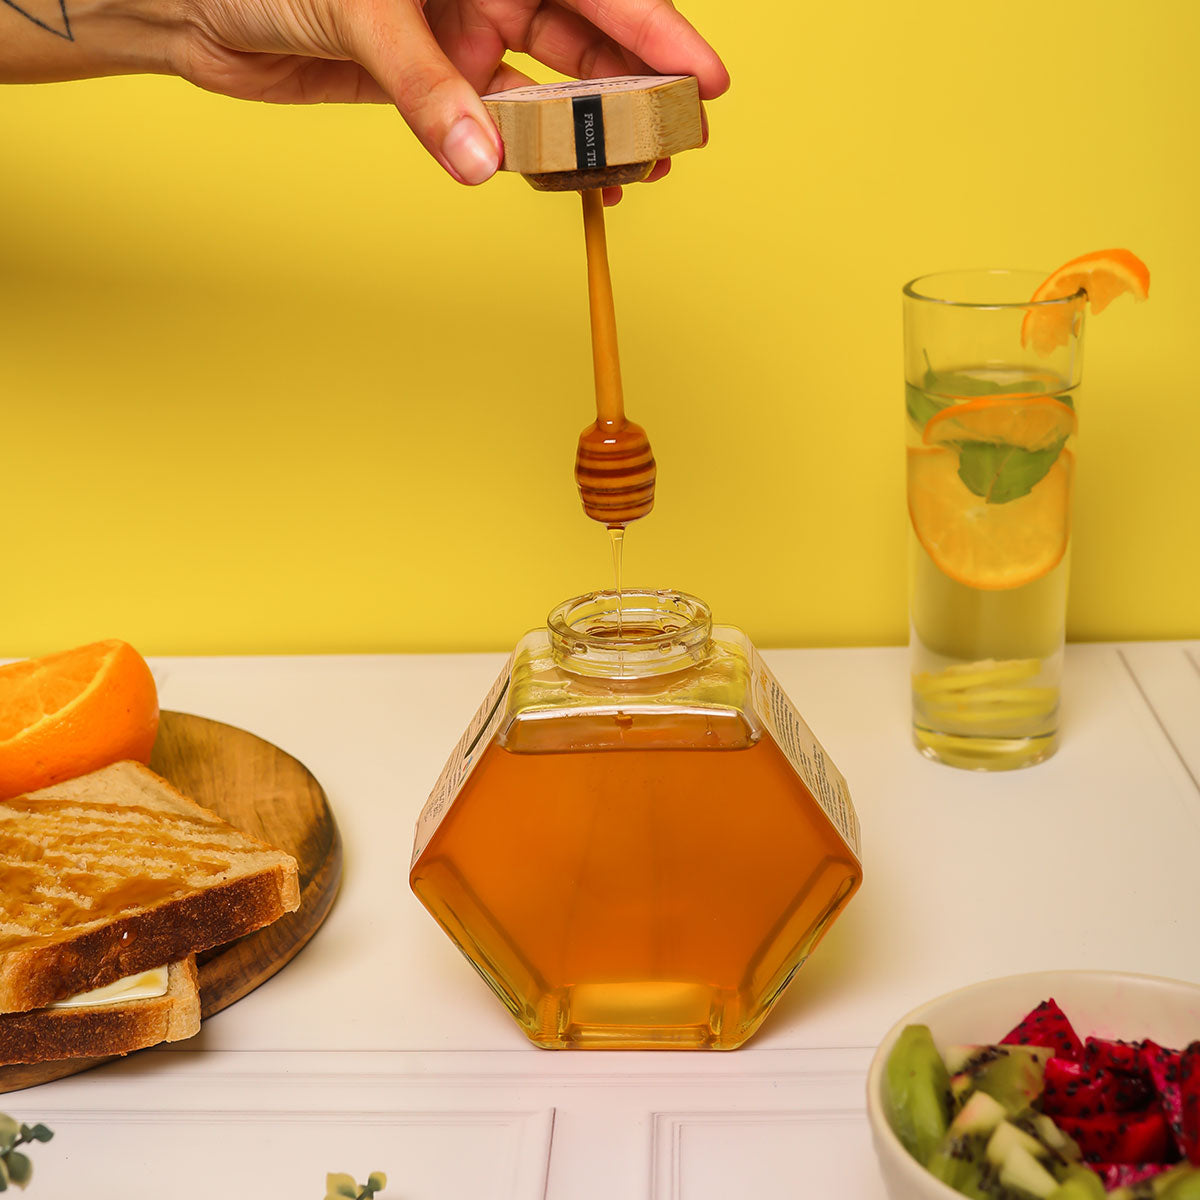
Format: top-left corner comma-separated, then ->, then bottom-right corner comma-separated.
865,971 -> 1200,1200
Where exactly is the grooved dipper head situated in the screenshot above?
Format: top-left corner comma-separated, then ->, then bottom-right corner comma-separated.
575,419 -> 656,526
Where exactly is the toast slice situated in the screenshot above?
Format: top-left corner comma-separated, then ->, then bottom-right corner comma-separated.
0,760 -> 300,1014
0,957 -> 201,1065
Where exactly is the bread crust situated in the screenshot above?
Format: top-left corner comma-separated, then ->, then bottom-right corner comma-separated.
0,761 -> 300,1014
0,958 -> 201,1066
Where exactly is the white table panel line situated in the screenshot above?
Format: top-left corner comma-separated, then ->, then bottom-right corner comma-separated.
652,1108 -> 868,1200
1117,645 -> 1200,797
26,1105 -> 555,1200
28,1108 -> 549,1127
23,1048 -> 878,1098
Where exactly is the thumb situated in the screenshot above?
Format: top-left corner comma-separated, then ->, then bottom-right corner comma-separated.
353,1 -> 502,185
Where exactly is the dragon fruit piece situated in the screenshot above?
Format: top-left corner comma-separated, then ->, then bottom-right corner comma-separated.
1087,1038 -> 1146,1074
1112,1069 -> 1158,1114
1002,998 -> 1084,1061
1095,1161 -> 1175,1191
1142,1041 -> 1187,1155
1043,1056 -> 1122,1118
1180,1041 -> 1200,1166
1054,1109 -> 1172,1164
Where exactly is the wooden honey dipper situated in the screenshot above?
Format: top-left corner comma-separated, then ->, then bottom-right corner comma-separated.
482,74 -> 704,527
574,188 -> 656,525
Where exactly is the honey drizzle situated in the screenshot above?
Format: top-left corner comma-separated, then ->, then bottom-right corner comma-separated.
0,795 -> 241,950
609,525 -> 624,634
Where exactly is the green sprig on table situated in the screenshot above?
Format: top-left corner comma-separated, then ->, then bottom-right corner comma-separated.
325,1171 -> 387,1199
0,1114 -> 53,1192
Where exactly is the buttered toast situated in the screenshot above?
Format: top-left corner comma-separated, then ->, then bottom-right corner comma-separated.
0,760 -> 299,1016
0,957 -> 201,1065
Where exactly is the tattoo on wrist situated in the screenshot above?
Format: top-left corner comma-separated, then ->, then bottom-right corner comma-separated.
4,0 -> 73,40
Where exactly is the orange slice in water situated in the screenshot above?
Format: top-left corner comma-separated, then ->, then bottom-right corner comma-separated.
907,447 -> 1074,590
924,394 -> 1077,453
1021,248 -> 1150,355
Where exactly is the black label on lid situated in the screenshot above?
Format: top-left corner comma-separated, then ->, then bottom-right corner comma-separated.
571,94 -> 606,170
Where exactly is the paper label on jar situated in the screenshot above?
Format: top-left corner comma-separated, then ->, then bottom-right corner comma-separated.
751,651 -> 862,861
411,655 -> 513,866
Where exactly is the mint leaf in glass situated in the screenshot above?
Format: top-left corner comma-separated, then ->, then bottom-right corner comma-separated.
906,383 -> 949,428
957,438 -> 1066,504
909,366 -> 1041,434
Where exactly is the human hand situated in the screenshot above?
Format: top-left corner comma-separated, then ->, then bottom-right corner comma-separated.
173,0 -> 729,191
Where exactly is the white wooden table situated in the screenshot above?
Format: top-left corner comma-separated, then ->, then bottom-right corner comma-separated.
10,644 -> 1200,1199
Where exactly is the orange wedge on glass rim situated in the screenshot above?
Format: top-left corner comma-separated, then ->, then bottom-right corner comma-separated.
924,394 -> 1077,452
907,447 -> 1074,590
1021,248 -> 1150,355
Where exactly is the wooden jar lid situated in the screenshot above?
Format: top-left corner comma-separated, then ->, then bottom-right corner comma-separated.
482,75 -> 702,188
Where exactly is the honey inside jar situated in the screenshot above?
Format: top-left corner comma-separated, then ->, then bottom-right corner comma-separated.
410,591 -> 862,1049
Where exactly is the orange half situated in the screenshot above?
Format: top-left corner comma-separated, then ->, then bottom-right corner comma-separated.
907,447 -> 1073,590
924,395 -> 1077,452
0,639 -> 159,800
1021,248 -> 1150,354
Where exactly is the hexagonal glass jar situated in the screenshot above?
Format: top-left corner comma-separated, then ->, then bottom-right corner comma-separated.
410,589 -> 862,1050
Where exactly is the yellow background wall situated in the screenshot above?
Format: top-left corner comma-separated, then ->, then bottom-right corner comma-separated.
2,0 -> 1196,655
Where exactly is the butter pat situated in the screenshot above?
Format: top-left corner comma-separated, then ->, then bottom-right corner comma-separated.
50,965 -> 169,1009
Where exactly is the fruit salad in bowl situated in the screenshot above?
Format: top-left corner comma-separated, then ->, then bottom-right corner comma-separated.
866,972 -> 1200,1200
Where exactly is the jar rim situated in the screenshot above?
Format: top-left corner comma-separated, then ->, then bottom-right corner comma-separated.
547,589 -> 712,677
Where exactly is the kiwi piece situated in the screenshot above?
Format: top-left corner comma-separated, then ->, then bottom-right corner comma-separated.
1160,1169 -> 1200,1200
998,1143 -> 1060,1199
927,1096 -> 1086,1200
883,1024 -> 952,1164
946,1044 -> 1051,1114
929,1126 -> 1061,1200
1109,1166 -> 1200,1200
927,1148 -> 996,1200
988,1121 -> 1052,1167
1024,1114 -> 1083,1167
926,1092 -> 1009,1197
987,1119 -> 1088,1189
1048,1165 -> 1107,1200
952,1091 -> 1011,1136
996,1112 -> 1084,1182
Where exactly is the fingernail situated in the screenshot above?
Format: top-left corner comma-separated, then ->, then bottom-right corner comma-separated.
444,116 -> 499,186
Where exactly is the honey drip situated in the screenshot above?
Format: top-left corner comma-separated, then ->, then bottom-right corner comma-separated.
609,525 -> 624,634
574,189 -> 656,530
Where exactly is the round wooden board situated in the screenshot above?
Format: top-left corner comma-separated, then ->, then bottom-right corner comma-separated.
0,711 -> 342,1094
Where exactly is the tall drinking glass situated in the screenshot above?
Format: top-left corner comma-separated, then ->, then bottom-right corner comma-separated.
903,270 -> 1085,770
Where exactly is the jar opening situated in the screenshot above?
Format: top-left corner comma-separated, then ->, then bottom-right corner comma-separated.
547,589 -> 712,677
